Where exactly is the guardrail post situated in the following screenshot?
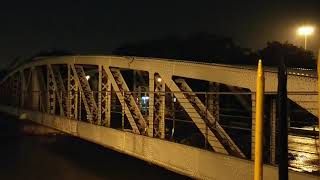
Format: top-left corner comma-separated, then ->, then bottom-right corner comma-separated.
254,60 -> 264,180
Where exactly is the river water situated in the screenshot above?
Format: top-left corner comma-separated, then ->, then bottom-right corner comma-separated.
0,113 -> 187,180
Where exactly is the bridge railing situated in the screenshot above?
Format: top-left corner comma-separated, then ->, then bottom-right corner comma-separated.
2,89 -> 318,175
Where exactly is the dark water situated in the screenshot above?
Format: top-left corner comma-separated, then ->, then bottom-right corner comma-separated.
0,114 -> 188,180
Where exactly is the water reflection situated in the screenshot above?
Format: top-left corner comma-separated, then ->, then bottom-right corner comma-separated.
289,134 -> 319,174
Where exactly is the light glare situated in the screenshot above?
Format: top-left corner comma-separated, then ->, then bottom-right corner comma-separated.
86,75 -> 90,80
297,26 -> 315,36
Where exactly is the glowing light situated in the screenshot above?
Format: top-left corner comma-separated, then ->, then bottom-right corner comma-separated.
296,25 -> 315,49
86,75 -> 90,80
141,96 -> 149,101
156,77 -> 162,83
173,97 -> 177,102
297,26 -> 315,36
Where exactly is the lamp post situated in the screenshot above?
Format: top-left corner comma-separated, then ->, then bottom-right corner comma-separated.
297,26 -> 315,50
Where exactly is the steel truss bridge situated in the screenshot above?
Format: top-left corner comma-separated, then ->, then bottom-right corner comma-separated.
0,56 -> 319,180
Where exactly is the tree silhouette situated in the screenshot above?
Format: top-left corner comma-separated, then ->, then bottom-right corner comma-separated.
113,33 -> 257,65
113,34 -> 316,69
257,41 -> 316,68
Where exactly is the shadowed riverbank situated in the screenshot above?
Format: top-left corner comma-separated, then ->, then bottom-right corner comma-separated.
0,113 -> 188,180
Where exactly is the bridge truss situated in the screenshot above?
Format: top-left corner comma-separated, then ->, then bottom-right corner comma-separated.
0,56 -> 319,176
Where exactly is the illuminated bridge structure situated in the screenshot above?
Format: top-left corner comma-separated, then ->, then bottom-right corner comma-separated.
0,56 -> 319,180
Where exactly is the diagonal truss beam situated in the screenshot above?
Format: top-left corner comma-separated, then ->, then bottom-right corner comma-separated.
161,74 -> 245,157
161,75 -> 228,154
71,64 -> 98,124
34,67 -> 46,112
47,65 -> 67,116
174,79 -> 245,158
104,66 -> 147,134
52,66 -> 68,116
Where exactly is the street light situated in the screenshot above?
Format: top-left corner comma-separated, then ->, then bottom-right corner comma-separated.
297,25 -> 315,50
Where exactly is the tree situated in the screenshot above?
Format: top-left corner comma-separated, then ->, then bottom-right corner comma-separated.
113,33 -> 256,65
258,41 -> 316,68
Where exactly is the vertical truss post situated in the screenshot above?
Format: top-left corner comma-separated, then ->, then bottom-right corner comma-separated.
121,91 -> 125,130
20,70 -> 25,108
26,69 -> 32,107
148,72 -> 154,137
47,65 -> 56,114
79,90 -> 82,121
133,70 -> 137,91
12,73 -> 20,106
35,67 -> 46,112
154,74 -> 165,138
104,67 -> 112,127
251,93 -> 256,160
270,97 -> 277,165
171,92 -> 176,139
67,64 -> 78,119
67,65 -> 71,118
98,65 -> 102,125
31,67 -> 40,111
208,82 -> 219,125
100,66 -> 112,127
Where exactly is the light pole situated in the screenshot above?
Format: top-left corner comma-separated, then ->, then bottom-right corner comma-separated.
297,25 -> 315,50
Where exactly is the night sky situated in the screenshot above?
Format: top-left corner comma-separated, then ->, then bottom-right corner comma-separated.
0,0 -> 319,68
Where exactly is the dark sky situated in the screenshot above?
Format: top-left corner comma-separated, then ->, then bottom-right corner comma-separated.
1,0 -> 319,68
